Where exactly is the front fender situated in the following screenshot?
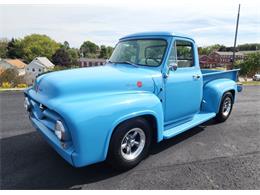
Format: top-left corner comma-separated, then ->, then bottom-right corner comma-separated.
201,79 -> 237,113
54,91 -> 164,167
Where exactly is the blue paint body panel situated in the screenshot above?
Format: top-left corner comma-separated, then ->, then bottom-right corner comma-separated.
24,32 -> 242,167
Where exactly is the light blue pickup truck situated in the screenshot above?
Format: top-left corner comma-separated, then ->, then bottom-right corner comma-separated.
24,32 -> 242,170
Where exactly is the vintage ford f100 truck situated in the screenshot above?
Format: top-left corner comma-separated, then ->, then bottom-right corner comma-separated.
24,32 -> 242,170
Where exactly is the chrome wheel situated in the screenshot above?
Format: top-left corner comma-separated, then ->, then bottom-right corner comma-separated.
222,96 -> 232,117
121,128 -> 146,161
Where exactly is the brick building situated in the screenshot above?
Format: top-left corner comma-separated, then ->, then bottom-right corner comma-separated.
199,51 -> 258,68
79,58 -> 106,67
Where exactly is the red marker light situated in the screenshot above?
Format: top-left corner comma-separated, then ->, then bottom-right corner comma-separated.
137,81 -> 142,87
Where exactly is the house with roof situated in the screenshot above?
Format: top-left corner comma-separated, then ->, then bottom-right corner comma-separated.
0,58 -> 27,75
199,50 -> 259,68
25,57 -> 55,85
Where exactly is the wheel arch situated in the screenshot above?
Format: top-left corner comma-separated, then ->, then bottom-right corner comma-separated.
201,79 -> 237,113
229,89 -> 235,101
104,112 -> 163,160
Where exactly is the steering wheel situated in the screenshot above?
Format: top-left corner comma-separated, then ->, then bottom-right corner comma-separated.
145,58 -> 160,65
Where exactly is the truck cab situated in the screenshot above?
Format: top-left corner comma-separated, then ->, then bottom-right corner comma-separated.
24,32 -> 241,170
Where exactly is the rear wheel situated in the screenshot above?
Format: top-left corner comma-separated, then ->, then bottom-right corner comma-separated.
108,117 -> 152,171
215,92 -> 233,122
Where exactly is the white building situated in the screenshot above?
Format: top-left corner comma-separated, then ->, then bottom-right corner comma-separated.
25,57 -> 55,85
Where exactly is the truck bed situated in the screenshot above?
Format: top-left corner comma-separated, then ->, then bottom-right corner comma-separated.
201,69 -> 240,85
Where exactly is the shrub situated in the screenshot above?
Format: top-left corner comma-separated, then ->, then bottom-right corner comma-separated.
0,68 -> 27,87
16,83 -> 27,88
13,75 -> 26,87
0,68 -> 19,86
1,82 -> 12,88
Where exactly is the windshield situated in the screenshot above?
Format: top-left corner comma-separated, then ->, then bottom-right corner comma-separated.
109,39 -> 167,67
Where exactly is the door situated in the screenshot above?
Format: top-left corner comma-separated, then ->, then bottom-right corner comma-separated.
164,39 -> 202,124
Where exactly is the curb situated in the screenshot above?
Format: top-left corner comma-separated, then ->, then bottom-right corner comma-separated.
0,88 -> 26,92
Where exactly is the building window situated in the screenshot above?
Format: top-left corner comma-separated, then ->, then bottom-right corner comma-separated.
39,69 -> 41,72
32,68 -> 35,72
95,62 -> 99,66
89,62 -> 93,66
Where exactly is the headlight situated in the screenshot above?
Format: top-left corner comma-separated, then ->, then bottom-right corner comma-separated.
24,97 -> 31,111
55,120 -> 65,140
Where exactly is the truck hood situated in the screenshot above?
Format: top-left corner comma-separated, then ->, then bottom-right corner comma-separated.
32,64 -> 158,100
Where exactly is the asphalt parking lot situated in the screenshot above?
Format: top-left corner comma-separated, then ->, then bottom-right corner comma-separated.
0,86 -> 259,189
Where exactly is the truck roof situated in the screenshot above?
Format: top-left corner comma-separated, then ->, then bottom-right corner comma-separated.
120,31 -> 195,42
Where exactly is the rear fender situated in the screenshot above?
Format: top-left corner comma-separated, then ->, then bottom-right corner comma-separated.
201,79 -> 237,113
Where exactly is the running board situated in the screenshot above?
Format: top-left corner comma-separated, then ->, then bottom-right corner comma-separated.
163,112 -> 216,139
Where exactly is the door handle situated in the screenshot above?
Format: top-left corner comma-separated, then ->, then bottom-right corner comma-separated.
193,74 -> 201,79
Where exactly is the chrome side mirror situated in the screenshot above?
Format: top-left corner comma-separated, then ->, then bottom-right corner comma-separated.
169,63 -> 178,71
164,63 -> 178,78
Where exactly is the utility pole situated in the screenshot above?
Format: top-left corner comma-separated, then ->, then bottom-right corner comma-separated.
231,4 -> 241,69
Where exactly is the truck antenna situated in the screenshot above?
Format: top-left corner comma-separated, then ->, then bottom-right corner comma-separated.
231,4 -> 241,69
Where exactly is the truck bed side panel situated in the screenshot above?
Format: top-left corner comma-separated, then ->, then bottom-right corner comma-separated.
202,69 -> 239,85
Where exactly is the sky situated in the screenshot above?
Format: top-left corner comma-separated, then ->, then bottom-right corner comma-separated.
0,0 -> 259,48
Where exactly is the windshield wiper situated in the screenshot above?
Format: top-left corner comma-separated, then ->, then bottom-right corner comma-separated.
108,60 -> 139,68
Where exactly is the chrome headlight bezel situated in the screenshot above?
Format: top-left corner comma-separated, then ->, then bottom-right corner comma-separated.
24,97 -> 31,111
55,120 -> 66,141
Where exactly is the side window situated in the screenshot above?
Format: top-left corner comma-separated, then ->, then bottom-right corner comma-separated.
176,40 -> 194,67
168,40 -> 194,68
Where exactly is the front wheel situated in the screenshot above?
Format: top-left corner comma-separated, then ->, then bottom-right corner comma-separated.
215,92 -> 234,122
107,117 -> 152,171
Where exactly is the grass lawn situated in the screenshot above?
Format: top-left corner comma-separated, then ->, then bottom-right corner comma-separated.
241,81 -> 260,85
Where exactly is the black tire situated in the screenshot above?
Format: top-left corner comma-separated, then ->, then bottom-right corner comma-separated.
107,117 -> 152,171
215,92 -> 234,122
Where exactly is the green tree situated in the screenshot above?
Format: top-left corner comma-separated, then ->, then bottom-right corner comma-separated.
7,38 -> 23,59
238,43 -> 260,51
106,46 -> 114,58
235,52 -> 260,78
198,44 -> 225,55
20,34 -> 60,62
68,48 -> 79,65
218,45 -> 227,51
99,45 -> 107,58
63,41 -> 70,50
0,38 -> 8,58
98,45 -> 114,59
52,48 -> 71,66
52,46 -> 79,66
80,41 -> 99,58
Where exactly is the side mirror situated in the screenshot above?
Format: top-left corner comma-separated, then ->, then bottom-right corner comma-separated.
169,63 -> 178,71
168,63 -> 178,74
164,63 -> 178,78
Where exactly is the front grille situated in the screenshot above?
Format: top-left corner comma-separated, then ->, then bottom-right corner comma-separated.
27,96 -> 72,147
28,98 -> 61,132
